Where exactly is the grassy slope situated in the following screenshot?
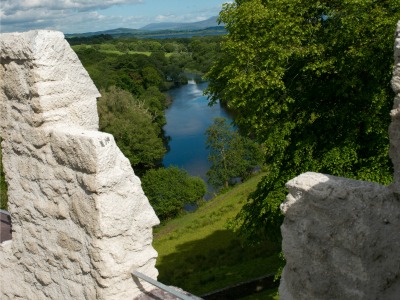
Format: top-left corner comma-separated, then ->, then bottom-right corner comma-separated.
153,172 -> 282,297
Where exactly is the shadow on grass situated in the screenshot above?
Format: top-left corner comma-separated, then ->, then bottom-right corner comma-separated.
156,229 -> 281,296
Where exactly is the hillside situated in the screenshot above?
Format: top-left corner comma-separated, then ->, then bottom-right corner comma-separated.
153,172 -> 281,298
140,16 -> 222,31
65,16 -> 226,39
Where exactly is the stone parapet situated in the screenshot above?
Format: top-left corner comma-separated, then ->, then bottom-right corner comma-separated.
0,31 -> 159,299
280,172 -> 400,299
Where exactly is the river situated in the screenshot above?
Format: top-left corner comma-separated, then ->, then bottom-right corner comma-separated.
162,79 -> 233,187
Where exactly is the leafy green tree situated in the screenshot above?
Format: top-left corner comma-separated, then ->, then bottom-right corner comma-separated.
100,43 -> 118,52
98,87 -> 165,171
139,86 -> 167,127
141,66 -> 163,89
164,64 -> 188,86
141,167 -> 207,220
149,52 -> 167,71
164,42 -> 179,53
144,41 -> 162,51
188,37 -> 222,73
205,0 -> 399,240
116,42 -> 129,53
116,71 -> 145,95
206,118 -> 262,188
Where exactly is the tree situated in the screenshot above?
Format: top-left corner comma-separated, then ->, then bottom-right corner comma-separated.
98,87 -> 165,171
141,66 -> 163,89
163,42 -> 179,53
188,37 -> 222,73
141,167 -> 207,220
164,63 -> 188,87
206,117 -> 262,188
149,52 -> 167,71
139,86 -> 167,127
205,0 -> 399,240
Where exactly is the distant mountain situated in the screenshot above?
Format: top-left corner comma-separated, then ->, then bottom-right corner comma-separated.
65,28 -> 142,38
140,16 -> 223,31
65,16 -> 225,39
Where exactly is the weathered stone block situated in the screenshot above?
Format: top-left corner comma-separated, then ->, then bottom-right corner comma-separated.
0,30 -> 160,299
280,172 -> 400,299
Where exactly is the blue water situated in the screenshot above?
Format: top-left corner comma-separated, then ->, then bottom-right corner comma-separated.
163,80 -> 233,184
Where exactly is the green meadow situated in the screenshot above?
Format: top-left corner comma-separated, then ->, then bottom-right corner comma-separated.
153,172 -> 282,298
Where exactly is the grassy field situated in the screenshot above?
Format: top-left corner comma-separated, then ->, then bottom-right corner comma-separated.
153,172 -> 282,297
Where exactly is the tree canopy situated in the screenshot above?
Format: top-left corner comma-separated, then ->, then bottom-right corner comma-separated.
141,166 -> 206,220
206,117 -> 262,189
98,86 -> 166,171
205,0 -> 399,240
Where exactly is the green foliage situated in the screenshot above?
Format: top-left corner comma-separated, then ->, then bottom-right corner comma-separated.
206,117 -> 263,188
154,172 -> 282,295
66,34 -> 113,46
70,35 -> 226,192
0,139 -> 7,210
98,87 -> 165,170
72,35 -> 224,95
187,36 -> 222,73
141,166 -> 206,220
139,86 -> 167,127
141,66 -> 163,89
205,0 -> 399,241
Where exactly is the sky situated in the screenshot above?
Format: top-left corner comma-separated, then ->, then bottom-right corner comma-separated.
0,0 -> 230,34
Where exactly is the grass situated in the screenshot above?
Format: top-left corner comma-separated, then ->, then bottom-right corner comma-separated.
153,172 -> 282,296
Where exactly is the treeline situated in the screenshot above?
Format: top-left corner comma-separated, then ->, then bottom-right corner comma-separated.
68,35 -> 224,219
67,34 -> 113,45
69,34 -> 222,75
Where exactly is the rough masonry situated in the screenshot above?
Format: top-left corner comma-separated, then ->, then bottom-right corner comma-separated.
279,21 -> 400,299
0,30 -> 160,299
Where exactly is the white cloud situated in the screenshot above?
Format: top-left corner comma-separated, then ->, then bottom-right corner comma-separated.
154,14 -> 205,23
155,14 -> 176,22
0,0 -> 144,33
0,0 -> 224,34
1,0 -> 143,12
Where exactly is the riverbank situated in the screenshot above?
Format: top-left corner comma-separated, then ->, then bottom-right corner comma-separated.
162,78 -> 234,199
153,172 -> 282,298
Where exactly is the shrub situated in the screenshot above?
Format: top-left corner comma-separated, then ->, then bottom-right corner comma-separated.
141,166 -> 206,220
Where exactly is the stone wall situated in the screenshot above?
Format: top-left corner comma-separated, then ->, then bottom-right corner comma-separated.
279,21 -> 400,299
0,31 -> 160,299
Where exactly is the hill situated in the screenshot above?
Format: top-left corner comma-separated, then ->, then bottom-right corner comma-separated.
65,28 -> 141,38
65,16 -> 226,39
153,172 -> 281,298
140,16 -> 222,31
